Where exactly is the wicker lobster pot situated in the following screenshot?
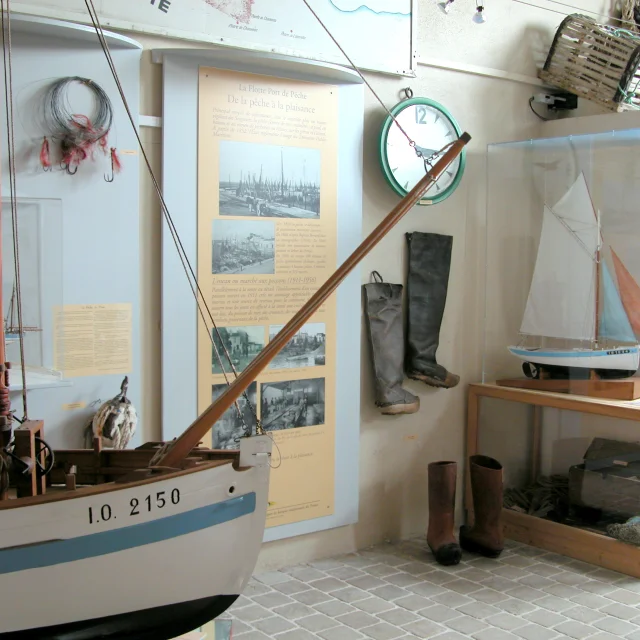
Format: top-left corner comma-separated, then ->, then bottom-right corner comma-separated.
539,13 -> 640,112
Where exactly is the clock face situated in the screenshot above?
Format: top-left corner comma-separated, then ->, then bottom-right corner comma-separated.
379,97 -> 465,205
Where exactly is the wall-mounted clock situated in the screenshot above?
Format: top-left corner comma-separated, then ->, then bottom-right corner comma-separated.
378,94 -> 466,205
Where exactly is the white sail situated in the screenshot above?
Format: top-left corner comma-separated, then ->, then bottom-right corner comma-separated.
520,173 -> 599,341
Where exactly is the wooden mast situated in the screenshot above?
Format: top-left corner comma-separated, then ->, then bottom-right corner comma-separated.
156,134 -> 471,469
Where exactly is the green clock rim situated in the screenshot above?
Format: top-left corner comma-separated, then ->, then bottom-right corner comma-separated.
378,96 -> 467,206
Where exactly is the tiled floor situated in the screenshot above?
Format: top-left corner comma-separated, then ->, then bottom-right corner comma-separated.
223,536 -> 640,639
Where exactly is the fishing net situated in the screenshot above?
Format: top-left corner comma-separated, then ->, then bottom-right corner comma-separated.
39,75 -> 120,177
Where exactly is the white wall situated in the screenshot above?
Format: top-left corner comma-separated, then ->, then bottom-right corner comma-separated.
124,0 -> 618,572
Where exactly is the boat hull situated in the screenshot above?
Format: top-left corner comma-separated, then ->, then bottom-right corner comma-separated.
0,436 -> 272,638
508,345 -> 640,376
0,594 -> 237,640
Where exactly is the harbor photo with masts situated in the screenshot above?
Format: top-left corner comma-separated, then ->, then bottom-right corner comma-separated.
218,139 -> 321,219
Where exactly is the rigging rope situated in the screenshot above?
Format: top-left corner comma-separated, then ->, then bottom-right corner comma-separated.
76,0 -> 448,462
0,0 -> 27,417
82,0 -> 261,438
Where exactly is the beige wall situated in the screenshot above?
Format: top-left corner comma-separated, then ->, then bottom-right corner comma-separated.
126,0 -> 616,573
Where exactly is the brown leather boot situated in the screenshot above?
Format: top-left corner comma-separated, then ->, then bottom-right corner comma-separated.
459,455 -> 504,558
427,461 -> 462,566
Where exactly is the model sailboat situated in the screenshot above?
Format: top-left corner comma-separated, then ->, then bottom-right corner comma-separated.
0,5 -> 471,638
509,172 -> 640,379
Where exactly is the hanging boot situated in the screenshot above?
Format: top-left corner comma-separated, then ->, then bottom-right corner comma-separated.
362,271 -> 420,415
459,455 -> 504,558
427,461 -> 462,566
405,232 -> 459,389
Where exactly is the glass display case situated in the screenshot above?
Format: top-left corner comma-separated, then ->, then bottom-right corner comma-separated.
1,196 -> 64,389
478,128 -> 640,568
484,129 -> 640,390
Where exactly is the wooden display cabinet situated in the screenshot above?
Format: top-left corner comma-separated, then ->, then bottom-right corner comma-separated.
466,382 -> 640,578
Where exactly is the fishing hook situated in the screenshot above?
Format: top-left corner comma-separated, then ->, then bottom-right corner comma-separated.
61,162 -> 78,175
104,152 -> 115,182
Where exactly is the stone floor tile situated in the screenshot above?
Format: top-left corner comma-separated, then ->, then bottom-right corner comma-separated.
418,604 -> 462,623
504,585 -> 547,602
603,588 -> 639,604
494,597 -> 538,616
275,629 -> 318,640
569,592 -> 613,609
522,609 -> 568,628
518,575 -> 556,590
273,580 -> 311,595
443,578 -> 484,595
396,561 -> 434,576
472,628 -> 519,640
359,621 -> 405,640
405,581 -> 446,598
292,588 -> 333,606
543,583 -> 582,599
400,618 -> 445,638
553,571 -> 588,586
588,633 -> 624,640
535,595 -> 576,613
368,585 -> 409,601
592,615 -> 639,635
363,564 -> 402,578
243,582 -> 271,597
456,601 -> 501,619
311,577 -> 350,592
456,567 -> 494,582
252,591 -> 293,608
577,580 -> 617,596
500,555 -> 537,569
563,605 -> 607,624
430,590 -> 474,608
352,596 -> 396,614
471,588 -> 510,604
423,569 -> 461,585
486,612 -> 528,631
376,607 -> 420,626
527,564 -> 563,578
347,575 -> 388,591
481,576 -> 521,592
254,570 -> 296,585
553,620 -> 599,639
513,623 -> 560,640
233,631 -> 270,640
393,594 -> 431,612
332,587 -> 371,603
233,604 -> 272,622
252,615 -> 296,635
314,599 -> 357,617
297,613 -> 341,632
273,602 -> 317,620
600,601 -> 640,620
317,626 -> 365,640
445,613 -> 489,635
335,610 -> 380,629
491,566 -> 532,581
229,619 -> 251,635
384,572 -> 423,588
328,566 -> 368,581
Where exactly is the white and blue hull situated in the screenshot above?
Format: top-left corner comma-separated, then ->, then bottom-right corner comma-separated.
508,345 -> 640,373
0,435 -> 272,639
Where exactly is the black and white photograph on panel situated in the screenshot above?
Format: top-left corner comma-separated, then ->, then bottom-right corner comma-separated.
212,325 -> 265,374
268,322 -> 326,369
211,381 -> 258,449
260,378 -> 325,431
212,219 -> 275,274
218,140 -> 321,219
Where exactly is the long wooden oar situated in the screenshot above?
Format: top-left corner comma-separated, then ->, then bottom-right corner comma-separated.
156,133 -> 471,468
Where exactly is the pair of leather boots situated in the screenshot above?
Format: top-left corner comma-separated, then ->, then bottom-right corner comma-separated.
362,232 -> 459,416
427,455 -> 504,566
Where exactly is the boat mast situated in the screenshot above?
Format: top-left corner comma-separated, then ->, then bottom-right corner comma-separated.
0,129 -> 10,452
154,136 -> 471,469
594,207 -> 601,349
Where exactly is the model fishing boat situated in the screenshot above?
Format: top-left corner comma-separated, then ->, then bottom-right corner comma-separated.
0,4 -> 471,638
509,172 -> 640,380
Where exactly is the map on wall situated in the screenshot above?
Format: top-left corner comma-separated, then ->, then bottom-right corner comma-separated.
12,0 -> 415,76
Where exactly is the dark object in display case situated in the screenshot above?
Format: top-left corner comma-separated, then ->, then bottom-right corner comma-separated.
569,437 -> 640,519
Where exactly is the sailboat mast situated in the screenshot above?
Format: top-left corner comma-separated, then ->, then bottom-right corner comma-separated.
155,134 -> 471,469
0,140 -> 10,449
595,208 -> 601,348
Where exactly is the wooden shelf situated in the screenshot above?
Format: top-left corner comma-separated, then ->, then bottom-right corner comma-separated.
471,382 -> 640,421
466,382 -> 640,578
502,509 -> 640,578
